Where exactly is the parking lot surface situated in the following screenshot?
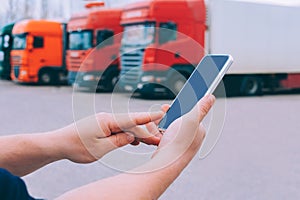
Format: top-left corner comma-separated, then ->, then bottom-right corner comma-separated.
0,80 -> 299,199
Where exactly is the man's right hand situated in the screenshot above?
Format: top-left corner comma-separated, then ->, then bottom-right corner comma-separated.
150,95 -> 216,168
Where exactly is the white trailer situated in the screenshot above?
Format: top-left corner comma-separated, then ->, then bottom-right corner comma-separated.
206,0 -> 300,95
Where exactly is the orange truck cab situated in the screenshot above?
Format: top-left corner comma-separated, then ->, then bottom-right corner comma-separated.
119,0 -> 206,96
11,20 -> 68,84
67,3 -> 123,92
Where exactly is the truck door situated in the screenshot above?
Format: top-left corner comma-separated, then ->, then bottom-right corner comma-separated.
28,35 -> 45,76
94,29 -> 117,69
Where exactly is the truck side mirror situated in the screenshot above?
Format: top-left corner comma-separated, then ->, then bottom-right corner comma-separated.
3,35 -> 10,48
159,22 -> 177,44
27,36 -> 34,50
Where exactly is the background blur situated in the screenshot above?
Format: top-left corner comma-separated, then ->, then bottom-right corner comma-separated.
0,0 -> 143,27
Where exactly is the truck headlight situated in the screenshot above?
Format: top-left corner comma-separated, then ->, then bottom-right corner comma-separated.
141,75 -> 155,82
20,70 -> 27,76
83,75 -> 95,81
155,77 -> 167,83
83,75 -> 100,81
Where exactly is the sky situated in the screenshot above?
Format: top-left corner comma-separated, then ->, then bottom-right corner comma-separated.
0,0 -> 9,14
0,0 -> 146,17
1,0 -> 299,25
0,0 -> 146,27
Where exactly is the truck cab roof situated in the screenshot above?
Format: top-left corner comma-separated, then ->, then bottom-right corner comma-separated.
68,9 -> 122,31
12,20 -> 63,36
121,0 -> 206,25
0,23 -> 15,35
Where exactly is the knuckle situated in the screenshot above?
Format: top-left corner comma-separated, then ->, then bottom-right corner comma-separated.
199,125 -> 206,139
199,104 -> 210,115
96,112 -> 110,121
96,114 -> 111,135
114,135 -> 124,147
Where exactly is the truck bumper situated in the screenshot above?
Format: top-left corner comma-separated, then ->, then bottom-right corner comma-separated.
74,71 -> 103,90
119,71 -> 169,95
138,83 -> 168,94
12,66 -> 38,83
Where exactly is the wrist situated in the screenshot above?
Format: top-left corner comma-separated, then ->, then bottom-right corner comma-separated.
35,131 -> 67,163
52,124 -> 96,163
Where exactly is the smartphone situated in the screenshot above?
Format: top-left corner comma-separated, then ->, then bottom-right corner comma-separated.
158,54 -> 233,131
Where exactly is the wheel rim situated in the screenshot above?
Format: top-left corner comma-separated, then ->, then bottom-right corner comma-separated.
246,79 -> 258,94
111,76 -> 118,87
41,73 -> 51,83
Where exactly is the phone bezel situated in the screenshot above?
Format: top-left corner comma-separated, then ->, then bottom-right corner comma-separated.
158,54 -> 233,132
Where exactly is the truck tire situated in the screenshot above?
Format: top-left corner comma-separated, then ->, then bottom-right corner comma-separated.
168,73 -> 187,98
98,69 -> 119,92
240,76 -> 263,96
39,70 -> 57,85
105,70 -> 119,92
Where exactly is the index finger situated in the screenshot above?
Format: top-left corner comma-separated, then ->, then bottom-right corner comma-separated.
153,104 -> 170,125
108,111 -> 164,133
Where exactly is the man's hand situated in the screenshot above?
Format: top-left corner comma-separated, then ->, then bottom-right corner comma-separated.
0,110 -> 165,177
57,95 -> 216,200
154,95 -> 215,159
131,94 -> 216,173
56,111 -> 164,163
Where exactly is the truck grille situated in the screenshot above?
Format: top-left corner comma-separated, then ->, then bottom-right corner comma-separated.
12,55 -> 21,65
68,57 -> 82,70
120,49 -> 144,83
14,66 -> 20,78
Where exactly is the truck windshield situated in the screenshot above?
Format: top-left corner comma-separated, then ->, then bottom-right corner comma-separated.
13,34 -> 27,50
69,30 -> 93,50
122,23 -> 155,46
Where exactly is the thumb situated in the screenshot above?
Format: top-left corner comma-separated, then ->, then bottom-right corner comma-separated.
101,133 -> 135,153
189,94 -> 215,123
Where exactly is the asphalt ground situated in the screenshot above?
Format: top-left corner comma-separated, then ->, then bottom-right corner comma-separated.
0,80 -> 299,199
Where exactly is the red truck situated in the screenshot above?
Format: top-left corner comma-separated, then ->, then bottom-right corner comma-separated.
67,2 -> 123,91
118,0 -> 300,97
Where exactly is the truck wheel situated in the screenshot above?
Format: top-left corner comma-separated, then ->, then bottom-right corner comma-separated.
168,73 -> 187,98
39,70 -> 55,85
100,70 -> 119,92
240,76 -> 263,96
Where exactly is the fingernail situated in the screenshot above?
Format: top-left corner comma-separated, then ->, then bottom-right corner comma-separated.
127,134 -> 135,142
208,95 -> 216,103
